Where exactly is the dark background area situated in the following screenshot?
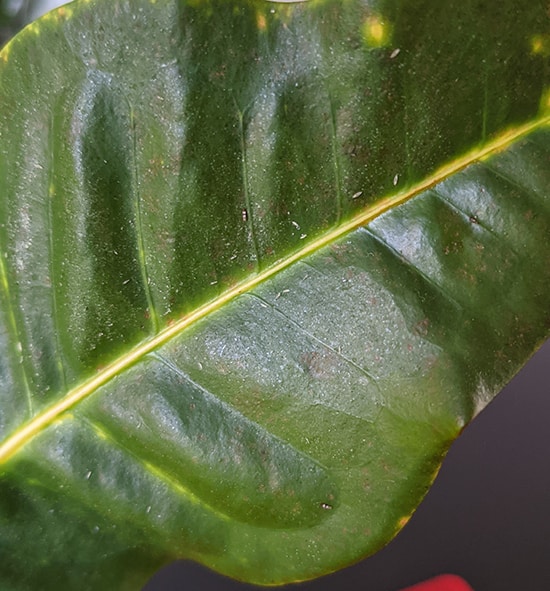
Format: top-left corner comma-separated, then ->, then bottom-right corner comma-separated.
144,340 -> 550,591
2,3 -> 549,590
0,0 -> 42,45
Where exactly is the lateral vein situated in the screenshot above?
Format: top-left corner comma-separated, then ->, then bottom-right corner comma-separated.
129,103 -> 160,333
0,255 -> 33,418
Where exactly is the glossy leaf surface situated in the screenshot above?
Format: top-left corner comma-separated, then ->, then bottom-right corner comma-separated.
0,0 -> 549,589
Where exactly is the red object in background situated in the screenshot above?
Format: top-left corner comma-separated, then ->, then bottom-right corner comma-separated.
400,574 -> 474,591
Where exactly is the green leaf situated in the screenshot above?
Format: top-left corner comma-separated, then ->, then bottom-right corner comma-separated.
0,0 -> 549,589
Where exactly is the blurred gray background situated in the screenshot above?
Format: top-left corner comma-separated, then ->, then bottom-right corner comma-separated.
1,2 -> 550,590
0,0 -> 66,44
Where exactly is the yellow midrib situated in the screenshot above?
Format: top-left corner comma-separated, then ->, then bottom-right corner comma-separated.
0,113 -> 548,465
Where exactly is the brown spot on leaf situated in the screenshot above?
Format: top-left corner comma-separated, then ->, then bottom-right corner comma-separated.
398,516 -> 411,529
300,350 -> 339,379
414,317 -> 430,337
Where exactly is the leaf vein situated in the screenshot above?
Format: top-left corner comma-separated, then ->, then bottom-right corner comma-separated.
361,225 -> 465,312
0,254 -> 33,418
244,292 -> 382,393
47,112 -> 67,392
0,113 -> 547,464
129,103 -> 160,332
237,107 -> 261,271
328,91 -> 343,225
429,185 -> 522,261
83,416 -> 231,521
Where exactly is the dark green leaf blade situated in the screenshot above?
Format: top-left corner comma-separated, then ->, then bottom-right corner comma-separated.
0,0 -> 549,589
